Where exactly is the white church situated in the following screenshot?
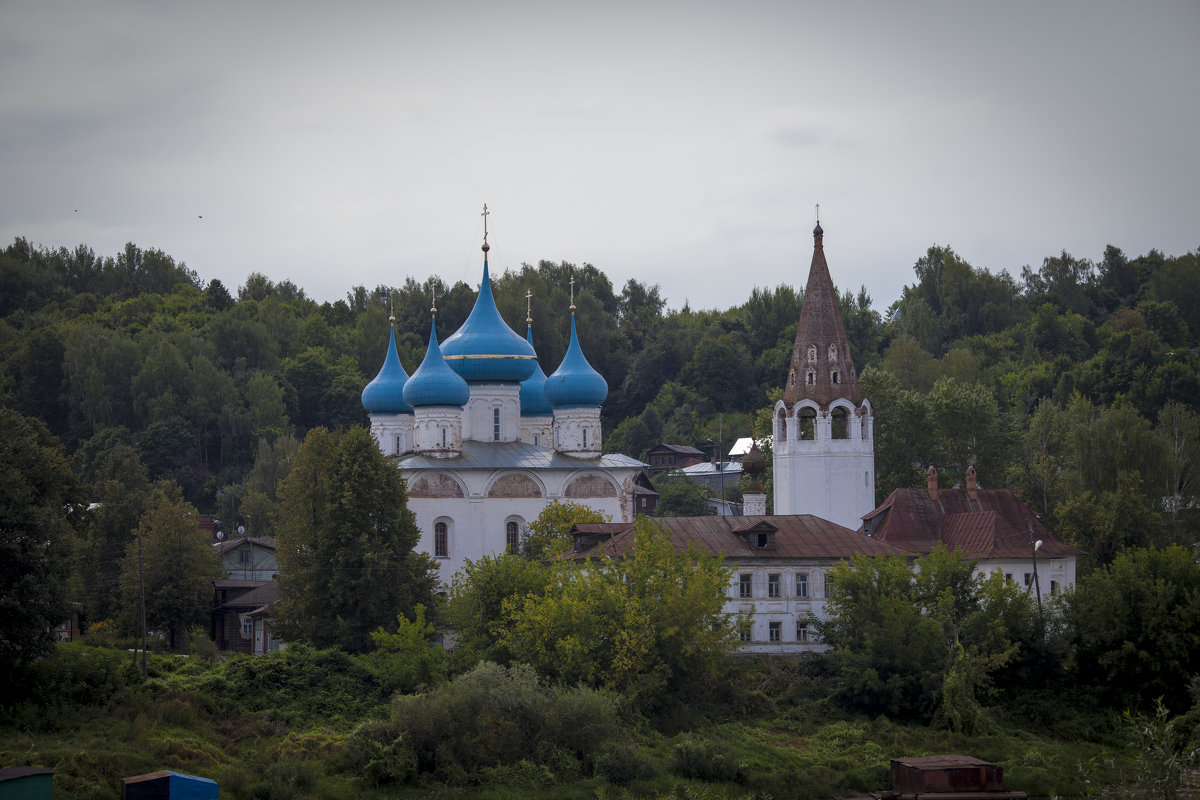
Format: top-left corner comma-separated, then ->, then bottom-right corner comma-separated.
360,219 -> 647,579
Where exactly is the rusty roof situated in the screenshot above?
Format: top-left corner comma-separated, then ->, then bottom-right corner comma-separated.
864,488 -> 1078,559
565,515 -> 914,562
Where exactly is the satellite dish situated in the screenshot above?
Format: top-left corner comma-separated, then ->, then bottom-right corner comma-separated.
216,531 -> 224,541
237,525 -> 246,536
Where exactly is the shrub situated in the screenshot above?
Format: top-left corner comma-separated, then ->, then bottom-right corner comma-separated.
354,661 -> 620,785
671,735 -> 747,783
596,742 -> 659,785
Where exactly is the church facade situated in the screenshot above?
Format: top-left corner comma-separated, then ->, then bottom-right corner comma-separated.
361,227 -> 646,580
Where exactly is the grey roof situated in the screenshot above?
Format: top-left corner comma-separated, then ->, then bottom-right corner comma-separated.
397,440 -> 646,472
680,461 -> 743,477
213,535 -> 276,554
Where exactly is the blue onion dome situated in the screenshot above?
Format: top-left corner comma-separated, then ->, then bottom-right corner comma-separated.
441,256 -> 538,383
545,314 -> 608,408
520,323 -> 553,417
361,324 -> 413,414
402,315 -> 470,408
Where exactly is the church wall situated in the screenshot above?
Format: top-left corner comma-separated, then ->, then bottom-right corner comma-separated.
518,416 -> 553,448
369,413 -> 414,456
463,384 -> 521,443
410,493 -> 630,581
774,446 -> 875,529
553,407 -> 602,456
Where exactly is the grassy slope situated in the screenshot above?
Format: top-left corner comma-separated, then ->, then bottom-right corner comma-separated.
0,644 -> 1134,800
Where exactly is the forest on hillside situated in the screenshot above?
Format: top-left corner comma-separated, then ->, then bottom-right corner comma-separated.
2,236 -> 1199,558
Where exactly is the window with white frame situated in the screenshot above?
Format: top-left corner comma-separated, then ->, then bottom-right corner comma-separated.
739,573 -> 753,598
768,573 -> 781,598
796,622 -> 809,643
769,621 -> 781,642
739,628 -> 752,642
796,572 -> 809,598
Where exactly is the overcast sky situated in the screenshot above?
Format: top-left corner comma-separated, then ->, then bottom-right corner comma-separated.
3,1 -> 1197,313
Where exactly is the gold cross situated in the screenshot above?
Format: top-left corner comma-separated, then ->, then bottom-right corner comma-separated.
430,283 -> 438,316
526,289 -> 533,324
481,203 -> 489,242
815,203 -> 820,223
569,275 -> 576,311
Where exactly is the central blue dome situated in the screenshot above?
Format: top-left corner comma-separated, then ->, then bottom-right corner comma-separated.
545,314 -> 607,408
441,258 -> 538,383
361,326 -> 413,414
519,324 -> 553,417
403,316 -> 470,408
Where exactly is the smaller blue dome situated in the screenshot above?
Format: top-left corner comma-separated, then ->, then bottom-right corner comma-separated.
402,316 -> 470,408
362,326 -> 413,414
519,324 -> 552,417
545,314 -> 607,408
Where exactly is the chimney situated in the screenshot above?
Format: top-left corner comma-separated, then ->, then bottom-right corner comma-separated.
966,465 -> 979,500
926,465 -> 939,501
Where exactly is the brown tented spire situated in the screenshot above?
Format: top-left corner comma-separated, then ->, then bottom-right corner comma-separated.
783,221 -> 862,408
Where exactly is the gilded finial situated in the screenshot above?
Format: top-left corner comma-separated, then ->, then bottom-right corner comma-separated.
481,203 -> 490,253
526,289 -> 533,325
815,203 -> 820,224
569,275 -> 576,312
430,283 -> 437,317
389,293 -> 396,326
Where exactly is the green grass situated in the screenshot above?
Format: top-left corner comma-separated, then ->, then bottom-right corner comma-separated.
0,644 -> 1140,800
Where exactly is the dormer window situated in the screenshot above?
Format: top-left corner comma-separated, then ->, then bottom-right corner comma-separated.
736,520 -> 778,550
757,533 -> 770,548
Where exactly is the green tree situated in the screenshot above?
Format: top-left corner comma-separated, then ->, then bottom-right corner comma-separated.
521,500 -> 611,560
652,473 -> 712,516
119,482 -> 222,650
499,517 -> 738,704
274,426 -> 438,652
0,408 -> 79,666
1057,472 -> 1167,565
1069,546 -> 1200,711
445,554 -> 556,664
76,444 -> 152,624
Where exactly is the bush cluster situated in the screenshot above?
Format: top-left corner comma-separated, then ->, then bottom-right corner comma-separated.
348,661 -> 620,786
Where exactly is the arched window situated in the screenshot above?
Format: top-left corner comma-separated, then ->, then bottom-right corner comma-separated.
582,427 -> 588,449
806,369 -> 816,385
799,407 -> 816,439
788,369 -> 796,386
776,408 -> 788,441
831,370 -> 840,384
394,434 -> 401,455
506,521 -> 519,554
434,522 -> 448,558
533,433 -> 540,446
441,428 -> 448,448
828,343 -> 838,361
832,407 -> 849,439
493,408 -> 501,441
807,345 -> 817,363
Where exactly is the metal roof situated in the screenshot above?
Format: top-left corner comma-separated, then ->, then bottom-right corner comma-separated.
864,488 -> 1078,559
566,515 -> 914,562
397,440 -> 646,472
